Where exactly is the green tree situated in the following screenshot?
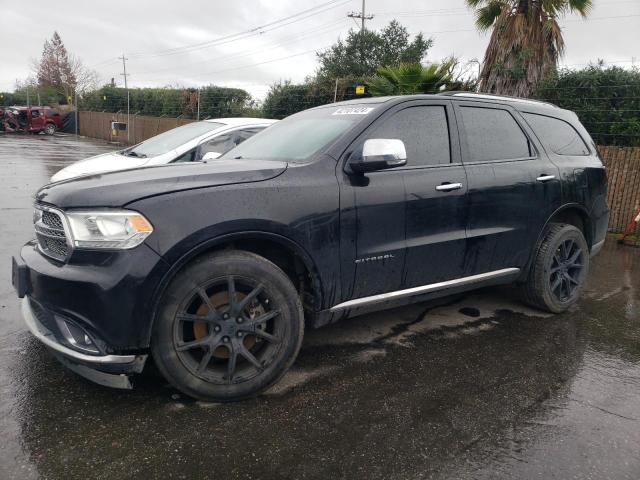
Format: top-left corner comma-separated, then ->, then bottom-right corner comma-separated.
261,82 -> 324,119
80,85 -> 254,119
316,20 -> 432,79
535,65 -> 640,147
467,0 -> 592,97
367,59 -> 470,96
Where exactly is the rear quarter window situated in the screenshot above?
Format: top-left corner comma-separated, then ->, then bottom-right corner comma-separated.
523,113 -> 590,156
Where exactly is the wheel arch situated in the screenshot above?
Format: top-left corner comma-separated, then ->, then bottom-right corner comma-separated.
521,203 -> 593,280
144,231 -> 323,347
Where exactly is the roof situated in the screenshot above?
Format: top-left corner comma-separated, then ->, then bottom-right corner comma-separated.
328,92 -> 560,111
205,117 -> 278,126
438,92 -> 559,109
8,105 -> 55,110
320,92 -> 573,121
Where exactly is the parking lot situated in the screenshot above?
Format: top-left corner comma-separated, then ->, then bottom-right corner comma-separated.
0,134 -> 639,479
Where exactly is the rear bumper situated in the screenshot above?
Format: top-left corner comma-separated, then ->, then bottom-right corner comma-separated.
22,296 -> 147,389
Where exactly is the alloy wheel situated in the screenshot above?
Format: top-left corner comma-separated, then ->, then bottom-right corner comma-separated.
548,238 -> 585,303
172,276 -> 283,385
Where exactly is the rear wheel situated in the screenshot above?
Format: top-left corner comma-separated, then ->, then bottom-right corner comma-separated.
520,223 -> 589,313
152,250 -> 304,402
44,123 -> 56,135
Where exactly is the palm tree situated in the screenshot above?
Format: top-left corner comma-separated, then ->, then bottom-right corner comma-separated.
367,59 -> 459,96
467,0 -> 592,97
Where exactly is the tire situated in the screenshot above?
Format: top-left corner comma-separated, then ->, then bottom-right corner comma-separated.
44,123 -> 56,135
520,223 -> 590,313
152,250 -> 304,402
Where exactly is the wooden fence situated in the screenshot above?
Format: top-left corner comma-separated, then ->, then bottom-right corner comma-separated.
599,146 -> 640,233
77,111 -> 640,233
79,111 -> 194,145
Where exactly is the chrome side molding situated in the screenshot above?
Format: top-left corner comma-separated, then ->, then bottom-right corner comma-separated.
330,268 -> 520,312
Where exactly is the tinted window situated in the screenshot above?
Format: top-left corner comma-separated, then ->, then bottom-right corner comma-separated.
31,110 -> 41,118
367,106 -> 451,166
461,107 -> 531,162
523,113 -> 590,156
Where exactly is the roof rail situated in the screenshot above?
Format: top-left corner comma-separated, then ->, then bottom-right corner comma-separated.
438,91 -> 558,108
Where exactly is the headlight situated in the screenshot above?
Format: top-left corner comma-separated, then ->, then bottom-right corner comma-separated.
65,210 -> 153,250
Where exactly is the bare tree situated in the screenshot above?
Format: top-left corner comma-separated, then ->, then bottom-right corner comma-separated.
33,31 -> 99,103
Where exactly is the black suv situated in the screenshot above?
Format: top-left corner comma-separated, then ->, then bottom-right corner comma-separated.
12,94 -> 609,401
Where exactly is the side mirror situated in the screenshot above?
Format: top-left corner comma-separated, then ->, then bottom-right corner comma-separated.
349,139 -> 407,174
202,151 -> 221,161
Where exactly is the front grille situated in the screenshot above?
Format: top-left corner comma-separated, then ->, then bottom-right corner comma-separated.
34,206 -> 69,261
42,210 -> 63,229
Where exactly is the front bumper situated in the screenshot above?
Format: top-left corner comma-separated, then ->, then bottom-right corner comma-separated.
13,240 -> 169,389
15,240 -> 169,350
21,296 -> 147,389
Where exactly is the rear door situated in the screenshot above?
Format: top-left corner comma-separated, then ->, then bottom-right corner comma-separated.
454,101 -> 561,274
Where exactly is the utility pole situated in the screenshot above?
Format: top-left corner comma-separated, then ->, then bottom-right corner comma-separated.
37,91 -> 41,106
26,85 -> 30,107
119,54 -> 130,142
348,0 -> 374,33
197,88 -> 200,121
74,89 -> 78,137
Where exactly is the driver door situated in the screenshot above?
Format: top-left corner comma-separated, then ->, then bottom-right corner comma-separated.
339,100 -> 468,301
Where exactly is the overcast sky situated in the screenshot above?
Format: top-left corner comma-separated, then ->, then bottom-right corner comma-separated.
1,0 -> 638,99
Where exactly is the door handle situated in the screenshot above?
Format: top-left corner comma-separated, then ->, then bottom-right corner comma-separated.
435,183 -> 463,192
536,175 -> 556,182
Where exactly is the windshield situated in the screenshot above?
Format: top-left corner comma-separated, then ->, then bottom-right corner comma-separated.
124,121 -> 224,158
221,105 -> 377,163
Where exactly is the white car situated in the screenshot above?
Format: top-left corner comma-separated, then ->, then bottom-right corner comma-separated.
51,117 -> 277,182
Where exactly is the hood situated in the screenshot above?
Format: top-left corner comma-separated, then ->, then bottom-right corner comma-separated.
50,151 -> 151,182
37,159 -> 288,208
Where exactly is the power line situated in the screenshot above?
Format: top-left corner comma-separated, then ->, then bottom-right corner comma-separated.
127,0 -> 350,59
132,18 -> 350,77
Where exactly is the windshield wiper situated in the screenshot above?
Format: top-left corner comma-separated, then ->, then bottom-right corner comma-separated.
124,150 -> 146,158
233,155 -> 243,159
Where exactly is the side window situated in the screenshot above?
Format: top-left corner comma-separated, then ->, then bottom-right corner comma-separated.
173,148 -> 196,163
199,134 -> 235,157
460,107 -> 532,162
367,106 -> 451,167
523,113 -> 590,156
31,110 -> 41,118
235,128 -> 263,145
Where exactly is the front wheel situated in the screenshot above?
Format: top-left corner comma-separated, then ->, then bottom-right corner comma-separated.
520,223 -> 590,313
152,250 -> 304,402
44,123 -> 56,135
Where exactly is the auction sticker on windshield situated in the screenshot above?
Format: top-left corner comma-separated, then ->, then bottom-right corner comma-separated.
332,107 -> 375,115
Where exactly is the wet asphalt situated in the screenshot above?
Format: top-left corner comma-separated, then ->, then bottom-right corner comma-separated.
0,133 -> 639,480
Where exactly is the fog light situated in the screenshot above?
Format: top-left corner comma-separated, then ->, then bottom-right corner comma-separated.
54,316 -> 101,354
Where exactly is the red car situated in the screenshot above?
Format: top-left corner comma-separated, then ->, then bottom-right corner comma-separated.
0,106 -> 63,135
